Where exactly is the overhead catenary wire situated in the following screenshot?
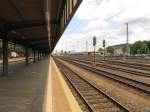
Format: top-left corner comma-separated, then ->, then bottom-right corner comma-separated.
66,1 -> 150,51
70,0 -> 141,34
100,12 -> 150,39
105,1 -> 141,22
69,0 -> 105,33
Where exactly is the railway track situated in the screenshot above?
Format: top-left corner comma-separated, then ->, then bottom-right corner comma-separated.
59,58 -> 150,95
70,56 -> 150,71
55,59 -> 129,112
65,57 -> 150,78
102,60 -> 150,71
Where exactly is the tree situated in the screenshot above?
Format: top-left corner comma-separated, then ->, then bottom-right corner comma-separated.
106,46 -> 114,54
140,43 -> 148,54
122,45 -> 127,54
98,48 -> 104,52
131,41 -> 148,54
144,41 -> 150,54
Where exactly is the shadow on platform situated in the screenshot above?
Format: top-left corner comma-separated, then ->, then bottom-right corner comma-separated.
0,57 -> 49,112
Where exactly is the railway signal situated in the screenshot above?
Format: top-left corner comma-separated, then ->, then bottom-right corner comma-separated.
103,40 -> 106,60
93,36 -> 96,65
93,36 -> 96,46
103,40 -> 105,48
126,23 -> 130,56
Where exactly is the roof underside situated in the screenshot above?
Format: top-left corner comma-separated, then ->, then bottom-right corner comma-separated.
0,0 -> 82,53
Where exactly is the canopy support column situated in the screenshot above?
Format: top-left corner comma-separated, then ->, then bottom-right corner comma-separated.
38,51 -> 40,61
2,39 -> 8,76
33,51 -> 36,63
25,47 -> 29,66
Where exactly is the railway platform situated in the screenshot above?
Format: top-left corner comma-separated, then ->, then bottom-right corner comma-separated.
0,56 -> 82,112
43,57 -> 82,112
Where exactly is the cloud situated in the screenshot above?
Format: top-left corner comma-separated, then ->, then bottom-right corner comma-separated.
54,0 -> 150,52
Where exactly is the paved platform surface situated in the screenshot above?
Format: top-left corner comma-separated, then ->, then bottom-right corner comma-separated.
0,56 -> 82,112
0,57 -> 49,112
43,57 -> 82,112
0,57 -> 25,64
0,57 -> 34,76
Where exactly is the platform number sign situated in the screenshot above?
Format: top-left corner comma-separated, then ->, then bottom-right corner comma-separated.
93,36 -> 96,46
103,40 -> 105,47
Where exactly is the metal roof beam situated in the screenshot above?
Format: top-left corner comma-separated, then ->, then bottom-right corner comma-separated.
29,40 -> 48,45
8,0 -> 24,20
32,44 -> 49,48
27,37 -> 48,41
7,20 -> 46,31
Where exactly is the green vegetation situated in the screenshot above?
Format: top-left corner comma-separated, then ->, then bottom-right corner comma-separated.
130,41 -> 149,54
106,46 -> 114,54
122,45 -> 127,54
101,40 -> 150,56
98,48 -> 104,52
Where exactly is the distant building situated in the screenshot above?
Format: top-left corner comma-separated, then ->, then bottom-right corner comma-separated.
110,44 -> 131,55
97,48 -> 104,55
88,51 -> 104,57
11,52 -> 18,58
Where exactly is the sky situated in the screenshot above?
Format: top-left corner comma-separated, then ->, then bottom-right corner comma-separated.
54,0 -> 150,52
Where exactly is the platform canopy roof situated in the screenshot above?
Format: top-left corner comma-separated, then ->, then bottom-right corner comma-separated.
0,0 -> 82,53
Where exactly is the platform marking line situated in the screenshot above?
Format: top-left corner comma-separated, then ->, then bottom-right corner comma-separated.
42,57 -> 52,112
52,59 -> 82,112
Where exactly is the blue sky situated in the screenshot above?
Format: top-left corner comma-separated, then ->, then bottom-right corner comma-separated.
65,16 -> 89,34
54,0 -> 150,52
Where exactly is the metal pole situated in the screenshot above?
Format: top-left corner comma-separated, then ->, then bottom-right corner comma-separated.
33,50 -> 36,63
38,51 -> 40,61
40,52 -> 41,59
2,39 -> 8,76
126,23 -> 130,56
104,46 -> 105,60
41,52 -> 42,59
93,36 -> 96,65
94,45 -> 96,64
25,47 -> 29,66
103,40 -> 106,61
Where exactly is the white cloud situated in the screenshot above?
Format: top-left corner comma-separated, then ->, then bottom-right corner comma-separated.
54,0 -> 150,52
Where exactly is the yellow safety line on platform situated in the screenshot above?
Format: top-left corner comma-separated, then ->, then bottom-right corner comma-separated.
52,58 -> 82,112
42,57 -> 52,112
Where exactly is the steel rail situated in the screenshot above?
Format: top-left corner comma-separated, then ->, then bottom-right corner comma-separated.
55,59 -> 129,112
60,58 -> 150,95
67,56 -> 150,71
66,57 -> 150,78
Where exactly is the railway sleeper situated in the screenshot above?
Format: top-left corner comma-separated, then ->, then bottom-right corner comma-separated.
75,85 -> 92,89
84,95 -> 104,99
78,88 -> 95,91
55,59 -> 129,112
91,102 -> 113,107
85,95 -> 106,99
74,85 -> 92,88
94,107 -> 122,112
87,98 -> 109,104
82,92 -> 100,96
79,89 -> 98,93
